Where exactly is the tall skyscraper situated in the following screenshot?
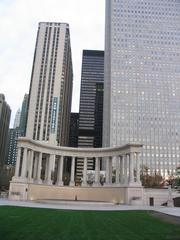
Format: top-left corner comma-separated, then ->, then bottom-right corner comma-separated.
69,113 -> 79,148
13,109 -> 21,129
19,94 -> 29,136
26,22 -> 73,146
0,94 -> 11,166
78,50 -> 104,148
103,0 -> 180,176
6,94 -> 29,165
77,50 -> 104,181
6,128 -> 21,165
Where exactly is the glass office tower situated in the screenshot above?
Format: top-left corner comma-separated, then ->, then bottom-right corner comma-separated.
103,0 -> 180,176
77,50 -> 104,181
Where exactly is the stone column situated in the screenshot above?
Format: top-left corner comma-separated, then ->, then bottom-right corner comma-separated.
50,154 -> 56,184
82,157 -> 88,186
28,150 -> 34,182
136,152 -> 141,184
56,156 -> 64,186
37,152 -> 42,184
129,152 -> 135,184
33,152 -> 38,179
14,147 -> 21,178
115,156 -> 120,184
94,157 -> 100,186
105,157 -> 110,185
120,155 -> 124,184
21,147 -> 28,179
124,154 -> 128,184
45,155 -> 52,185
109,156 -> 112,185
70,156 -> 75,186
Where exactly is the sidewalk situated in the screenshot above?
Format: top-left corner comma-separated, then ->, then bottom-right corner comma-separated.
0,199 -> 180,217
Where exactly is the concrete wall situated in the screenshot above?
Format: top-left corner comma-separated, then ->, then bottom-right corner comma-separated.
9,183 -> 180,207
144,188 -> 180,206
27,184 -> 126,204
9,182 -> 28,201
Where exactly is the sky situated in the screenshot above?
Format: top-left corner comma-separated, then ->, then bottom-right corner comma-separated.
0,0 -> 105,127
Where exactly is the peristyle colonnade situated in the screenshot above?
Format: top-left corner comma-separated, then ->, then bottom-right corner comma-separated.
12,137 -> 142,187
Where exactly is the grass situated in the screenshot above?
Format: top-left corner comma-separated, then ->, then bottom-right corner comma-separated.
0,206 -> 180,240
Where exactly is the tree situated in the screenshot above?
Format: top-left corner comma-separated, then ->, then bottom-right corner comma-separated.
0,165 -> 15,191
140,165 -> 164,188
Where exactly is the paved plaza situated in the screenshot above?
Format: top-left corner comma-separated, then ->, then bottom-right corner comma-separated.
0,199 -> 180,217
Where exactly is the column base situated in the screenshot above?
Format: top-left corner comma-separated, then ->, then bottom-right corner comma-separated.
81,182 -> 88,187
69,181 -> 75,186
114,183 -> 123,187
35,179 -> 43,185
167,200 -> 174,207
93,182 -> 100,187
12,176 -> 21,182
44,180 -> 52,185
12,176 -> 27,183
128,182 -> 142,187
103,182 -> 112,187
56,181 -> 64,186
27,178 -> 34,184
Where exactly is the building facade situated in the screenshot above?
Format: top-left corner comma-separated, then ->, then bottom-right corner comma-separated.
69,113 -> 79,148
6,94 -> 29,165
103,0 -> 180,176
26,22 -> 73,146
13,109 -> 21,129
0,94 -> 11,166
19,94 -> 29,136
6,128 -> 21,165
77,50 -> 104,181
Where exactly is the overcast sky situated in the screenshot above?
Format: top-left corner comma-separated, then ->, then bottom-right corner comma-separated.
0,0 -> 105,127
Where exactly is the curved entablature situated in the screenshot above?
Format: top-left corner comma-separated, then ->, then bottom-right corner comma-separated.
12,137 -> 143,188
18,137 -> 143,158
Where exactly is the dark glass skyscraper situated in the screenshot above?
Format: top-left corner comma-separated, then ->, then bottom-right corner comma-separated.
69,113 -> 79,148
77,50 -> 104,182
0,94 -> 11,166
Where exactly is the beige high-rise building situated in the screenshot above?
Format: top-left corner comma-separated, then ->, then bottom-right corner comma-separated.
26,22 -> 73,146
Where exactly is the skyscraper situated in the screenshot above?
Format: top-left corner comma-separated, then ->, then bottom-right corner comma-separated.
6,128 -> 21,165
77,50 -> 104,181
69,113 -> 79,148
103,0 -> 180,176
6,94 -> 29,165
26,22 -> 73,146
78,50 -> 104,148
0,94 -> 11,166
19,94 -> 29,136
13,109 -> 21,129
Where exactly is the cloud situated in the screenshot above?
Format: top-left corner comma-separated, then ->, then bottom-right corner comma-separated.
0,0 -> 105,127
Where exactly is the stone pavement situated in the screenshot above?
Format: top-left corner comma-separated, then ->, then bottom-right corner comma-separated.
0,199 -> 180,217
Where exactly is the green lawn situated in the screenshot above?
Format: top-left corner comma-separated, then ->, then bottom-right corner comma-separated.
0,206 -> 180,240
